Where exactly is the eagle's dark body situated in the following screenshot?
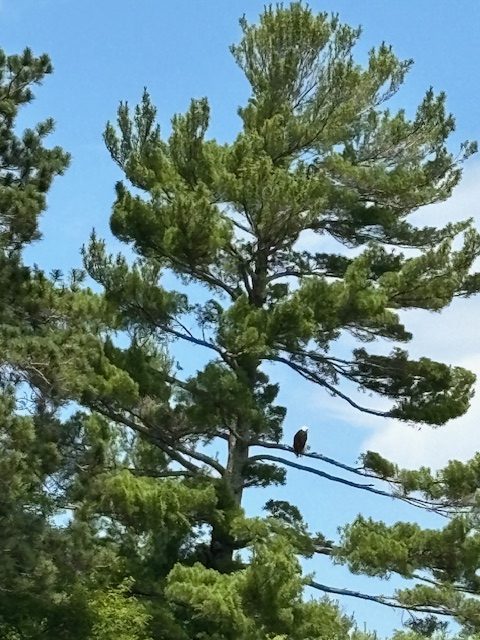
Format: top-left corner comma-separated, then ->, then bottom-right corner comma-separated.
293,427 -> 308,456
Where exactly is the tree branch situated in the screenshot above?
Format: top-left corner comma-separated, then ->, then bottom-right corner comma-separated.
250,441 -> 458,513
132,299 -> 236,370
248,453 -> 453,515
229,217 -> 254,236
226,242 -> 254,296
126,407 -> 227,477
249,440 -> 428,492
93,403 -> 201,474
122,468 -> 196,479
249,453 -> 394,497
267,269 -> 323,282
249,440 -> 365,477
166,250 -> 238,300
175,442 -> 225,476
411,573 -> 479,596
270,354 -> 392,418
308,581 -> 454,617
161,323 -> 224,356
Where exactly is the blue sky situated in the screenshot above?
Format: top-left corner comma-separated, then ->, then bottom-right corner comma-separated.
2,0 -> 480,635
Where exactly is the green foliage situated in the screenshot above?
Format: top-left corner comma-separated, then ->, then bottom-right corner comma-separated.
361,450 -> 480,504
99,472 -> 218,534
166,536 -> 354,640
77,1 -> 480,634
88,579 -> 152,640
352,348 -> 476,424
0,47 -> 70,248
3,3 -> 480,639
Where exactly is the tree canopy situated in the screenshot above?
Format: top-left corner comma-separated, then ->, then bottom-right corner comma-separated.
1,4 -> 480,639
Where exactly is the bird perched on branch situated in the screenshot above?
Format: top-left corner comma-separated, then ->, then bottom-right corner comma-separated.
293,427 -> 308,457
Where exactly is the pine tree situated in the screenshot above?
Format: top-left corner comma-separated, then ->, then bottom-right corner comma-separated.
74,3 -> 480,635
0,46 -> 73,405
0,46 -> 162,639
0,48 -> 135,639
0,46 -> 73,636
0,47 -> 69,248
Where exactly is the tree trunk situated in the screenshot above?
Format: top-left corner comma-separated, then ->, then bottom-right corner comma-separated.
226,430 -> 249,506
209,251 -> 267,570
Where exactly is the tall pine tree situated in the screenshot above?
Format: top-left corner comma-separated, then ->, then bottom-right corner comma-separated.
0,46 -> 70,636
75,3 -> 480,635
0,48 -> 146,639
0,46 -> 171,639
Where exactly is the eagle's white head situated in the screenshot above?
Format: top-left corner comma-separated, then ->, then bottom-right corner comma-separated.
299,426 -> 309,433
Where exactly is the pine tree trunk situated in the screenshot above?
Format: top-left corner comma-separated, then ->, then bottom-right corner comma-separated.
226,430 -> 249,505
208,431 -> 249,571
209,251 -> 267,570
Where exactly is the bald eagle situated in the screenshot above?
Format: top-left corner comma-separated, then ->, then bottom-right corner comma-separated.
293,427 -> 308,457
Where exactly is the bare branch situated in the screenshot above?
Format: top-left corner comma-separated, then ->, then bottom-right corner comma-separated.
229,217 -> 254,236
175,442 -> 225,476
267,269 -> 320,282
309,545 -> 476,599
163,249 -> 238,299
93,403 -> 201,474
125,407 -> 226,476
160,323 -> 224,356
248,453 -> 454,516
250,441 -> 461,515
249,440 -> 365,477
131,299 -> 237,371
308,581 -> 454,617
120,468 -> 197,479
249,453 -> 393,497
411,573 -> 480,597
270,355 -> 392,418
225,242 -> 254,296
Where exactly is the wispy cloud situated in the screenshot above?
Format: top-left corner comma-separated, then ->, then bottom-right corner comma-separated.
363,354 -> 480,469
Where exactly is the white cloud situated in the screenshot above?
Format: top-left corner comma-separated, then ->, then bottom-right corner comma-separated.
363,354 -> 480,470
409,160 -> 480,228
